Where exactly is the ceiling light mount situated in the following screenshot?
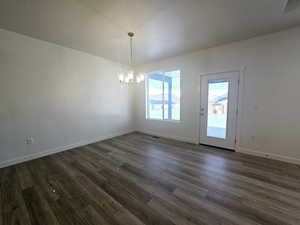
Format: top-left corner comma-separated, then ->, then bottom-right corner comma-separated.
128,32 -> 134,37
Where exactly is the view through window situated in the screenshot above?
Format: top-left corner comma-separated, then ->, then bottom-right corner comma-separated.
146,70 -> 180,121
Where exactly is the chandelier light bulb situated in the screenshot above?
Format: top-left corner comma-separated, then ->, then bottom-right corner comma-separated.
128,71 -> 134,80
118,73 -> 124,82
139,73 -> 145,81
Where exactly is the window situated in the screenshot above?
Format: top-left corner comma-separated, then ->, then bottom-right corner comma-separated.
146,70 -> 180,121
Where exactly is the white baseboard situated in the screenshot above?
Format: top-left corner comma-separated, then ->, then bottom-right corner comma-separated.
237,147 -> 300,165
137,129 -> 198,144
0,129 -> 134,169
137,131 -> 300,165
3,130 -> 299,168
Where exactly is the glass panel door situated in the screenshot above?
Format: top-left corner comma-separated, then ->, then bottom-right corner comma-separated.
200,72 -> 239,150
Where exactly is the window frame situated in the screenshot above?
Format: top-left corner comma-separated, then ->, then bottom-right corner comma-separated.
145,70 -> 181,122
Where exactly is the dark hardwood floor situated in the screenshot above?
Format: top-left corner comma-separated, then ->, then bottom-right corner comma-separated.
1,132 -> 300,225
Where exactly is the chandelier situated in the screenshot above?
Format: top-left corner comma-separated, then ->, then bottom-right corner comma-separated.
118,32 -> 145,84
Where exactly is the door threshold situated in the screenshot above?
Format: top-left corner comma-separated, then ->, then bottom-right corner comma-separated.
199,143 -> 235,152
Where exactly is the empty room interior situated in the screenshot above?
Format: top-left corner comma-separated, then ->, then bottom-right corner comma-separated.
1,0 -> 300,224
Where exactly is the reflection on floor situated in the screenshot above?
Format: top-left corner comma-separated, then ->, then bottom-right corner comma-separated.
1,132 -> 300,225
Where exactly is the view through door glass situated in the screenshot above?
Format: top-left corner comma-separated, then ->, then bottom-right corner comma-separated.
207,80 -> 229,139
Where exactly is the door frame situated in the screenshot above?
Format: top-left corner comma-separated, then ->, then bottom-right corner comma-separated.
197,67 -> 245,151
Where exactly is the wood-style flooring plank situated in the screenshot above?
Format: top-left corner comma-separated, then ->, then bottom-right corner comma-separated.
1,132 -> 300,225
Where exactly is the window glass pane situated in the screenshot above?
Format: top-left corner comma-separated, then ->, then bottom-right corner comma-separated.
147,73 -> 163,119
163,80 -> 169,119
164,70 -> 180,120
207,80 -> 229,139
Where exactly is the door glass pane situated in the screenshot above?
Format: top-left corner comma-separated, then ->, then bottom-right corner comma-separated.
164,70 -> 180,120
207,80 -> 229,139
148,74 -> 163,119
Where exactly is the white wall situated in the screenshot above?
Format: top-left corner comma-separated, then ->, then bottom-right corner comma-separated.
2,26 -> 300,167
135,26 -> 300,164
0,29 -> 134,167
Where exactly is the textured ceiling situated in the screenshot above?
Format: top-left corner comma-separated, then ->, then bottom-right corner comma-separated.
1,0 -> 300,65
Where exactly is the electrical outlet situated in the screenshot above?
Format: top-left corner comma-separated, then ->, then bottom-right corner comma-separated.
26,137 -> 34,145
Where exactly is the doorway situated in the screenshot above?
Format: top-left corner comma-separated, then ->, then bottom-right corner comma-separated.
200,72 -> 239,150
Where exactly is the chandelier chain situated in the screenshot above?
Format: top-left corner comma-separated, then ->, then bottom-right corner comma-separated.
130,35 -> 133,66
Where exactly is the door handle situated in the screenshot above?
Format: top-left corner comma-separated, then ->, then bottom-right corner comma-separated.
200,113 -> 205,116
